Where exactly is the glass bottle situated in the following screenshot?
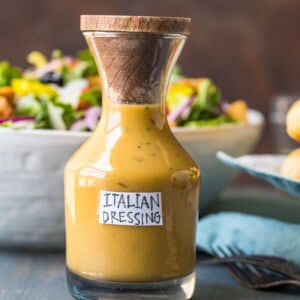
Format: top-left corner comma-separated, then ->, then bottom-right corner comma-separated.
65,15 -> 200,300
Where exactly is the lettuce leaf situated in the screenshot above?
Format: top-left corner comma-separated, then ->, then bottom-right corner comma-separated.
0,61 -> 21,87
79,89 -> 102,106
16,94 -> 51,129
16,94 -> 81,130
184,79 -> 221,122
76,49 -> 98,77
184,115 -> 236,127
47,96 -> 82,130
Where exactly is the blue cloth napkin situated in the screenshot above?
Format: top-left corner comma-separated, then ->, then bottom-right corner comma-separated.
197,212 -> 300,266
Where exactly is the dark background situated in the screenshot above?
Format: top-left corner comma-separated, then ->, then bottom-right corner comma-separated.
1,0 -> 300,156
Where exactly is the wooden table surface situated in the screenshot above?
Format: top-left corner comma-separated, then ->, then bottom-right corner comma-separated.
0,250 -> 299,300
1,186 -> 300,299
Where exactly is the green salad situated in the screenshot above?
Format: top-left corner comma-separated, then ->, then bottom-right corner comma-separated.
0,50 -> 248,131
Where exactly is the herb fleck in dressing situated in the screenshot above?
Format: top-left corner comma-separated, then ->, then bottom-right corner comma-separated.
65,103 -> 200,282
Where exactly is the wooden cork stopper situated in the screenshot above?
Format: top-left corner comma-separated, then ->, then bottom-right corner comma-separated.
81,15 -> 191,35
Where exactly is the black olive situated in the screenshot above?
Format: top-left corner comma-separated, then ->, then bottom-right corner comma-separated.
40,71 -> 64,86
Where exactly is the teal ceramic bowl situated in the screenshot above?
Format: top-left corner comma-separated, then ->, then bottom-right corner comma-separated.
217,151 -> 300,198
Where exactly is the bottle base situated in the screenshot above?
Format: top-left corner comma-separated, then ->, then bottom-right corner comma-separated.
66,268 -> 195,300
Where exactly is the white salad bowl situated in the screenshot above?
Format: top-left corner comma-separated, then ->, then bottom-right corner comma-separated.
0,109 -> 263,248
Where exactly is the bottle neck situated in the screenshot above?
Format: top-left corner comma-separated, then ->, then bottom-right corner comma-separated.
85,32 -> 186,105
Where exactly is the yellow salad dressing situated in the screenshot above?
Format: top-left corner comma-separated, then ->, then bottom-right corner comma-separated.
65,102 -> 200,282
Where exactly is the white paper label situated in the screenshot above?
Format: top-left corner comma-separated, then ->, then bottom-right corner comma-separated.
99,191 -> 163,226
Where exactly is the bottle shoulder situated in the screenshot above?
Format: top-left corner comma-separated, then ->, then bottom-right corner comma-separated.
65,127 -> 199,176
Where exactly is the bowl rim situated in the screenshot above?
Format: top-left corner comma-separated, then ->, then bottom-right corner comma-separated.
0,109 -> 264,138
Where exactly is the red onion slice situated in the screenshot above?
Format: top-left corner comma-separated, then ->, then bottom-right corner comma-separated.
167,95 -> 196,123
0,116 -> 35,124
85,106 -> 101,130
69,119 -> 88,131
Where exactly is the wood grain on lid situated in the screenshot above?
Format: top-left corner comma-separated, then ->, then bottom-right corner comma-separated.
81,15 -> 191,35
